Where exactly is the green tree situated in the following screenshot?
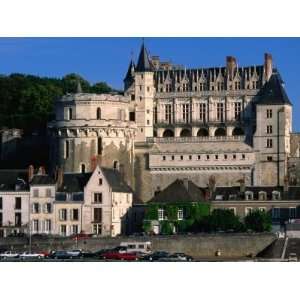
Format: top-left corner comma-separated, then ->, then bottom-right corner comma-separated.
244,209 -> 272,232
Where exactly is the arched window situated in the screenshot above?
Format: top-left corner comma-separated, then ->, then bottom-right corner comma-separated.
80,163 -> 86,173
197,128 -> 209,137
96,107 -> 101,120
97,137 -> 102,155
232,127 -> 244,136
113,161 -> 119,170
180,129 -> 191,137
214,128 -> 226,137
163,129 -> 174,137
65,140 -> 70,159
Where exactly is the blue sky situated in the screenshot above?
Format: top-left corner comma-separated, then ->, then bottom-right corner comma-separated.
0,37 -> 300,130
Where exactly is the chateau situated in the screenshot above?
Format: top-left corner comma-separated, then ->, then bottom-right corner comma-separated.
48,42 -> 299,202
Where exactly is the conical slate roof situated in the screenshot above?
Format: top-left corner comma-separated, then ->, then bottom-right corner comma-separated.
257,73 -> 291,105
135,43 -> 153,72
124,59 -> 135,81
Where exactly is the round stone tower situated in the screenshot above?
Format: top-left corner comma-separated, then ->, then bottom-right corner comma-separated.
48,91 -> 136,186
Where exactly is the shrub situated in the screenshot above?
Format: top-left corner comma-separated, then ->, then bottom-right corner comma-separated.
160,221 -> 174,235
244,210 -> 272,232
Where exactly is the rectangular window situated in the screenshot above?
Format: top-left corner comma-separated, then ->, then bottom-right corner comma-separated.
94,193 -> 102,204
267,125 -> 273,134
60,225 -> 67,236
45,219 -> 51,232
72,209 -> 79,221
165,104 -> 172,124
234,102 -> 242,120
99,178 -> 103,185
0,213 -> 2,227
259,207 -> 266,212
224,154 -> 228,160
94,208 -> 102,222
199,103 -> 206,122
267,109 -> 273,118
147,119 -> 150,125
93,224 -> 102,235
245,207 -> 253,216
72,225 -> 79,234
272,208 -> 280,218
45,203 -> 52,214
46,188 -> 51,197
267,139 -> 273,148
178,209 -> 184,220
267,156 -> 273,161
131,94 -> 135,101
15,212 -> 22,226
0,197 -> 2,210
182,104 -> 189,123
65,140 -> 70,159
59,209 -> 67,221
290,207 -> 296,219
162,156 -> 166,161
33,220 -> 39,233
158,208 -> 164,221
242,154 -> 246,160
129,111 -> 135,122
32,203 -> 40,214
154,107 -> 157,124
217,103 -> 224,122
33,189 -> 39,198
15,197 -> 21,210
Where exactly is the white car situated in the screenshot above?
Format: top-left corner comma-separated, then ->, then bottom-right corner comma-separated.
66,249 -> 82,258
19,252 -> 45,260
0,251 -> 19,259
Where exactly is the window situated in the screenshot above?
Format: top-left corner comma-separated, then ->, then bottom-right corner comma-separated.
182,104 -> 189,123
242,154 -> 245,160
131,94 -> 135,101
113,161 -> 119,170
33,220 -> 39,233
45,220 -> 51,232
290,207 -> 296,219
267,109 -> 272,118
65,140 -> 70,159
189,155 -> 192,160
32,203 -> 40,214
259,192 -> 267,201
96,107 -> 101,120
217,103 -> 224,122
178,209 -> 184,220
267,156 -> 273,161
99,178 -> 103,185
180,155 -> 184,160
165,104 -> 172,124
94,208 -> 102,222
162,156 -> 166,161
158,208 -> 164,221
259,207 -> 266,212
15,212 -> 22,226
267,125 -> 273,134
206,155 -> 210,160
197,155 -> 201,160
154,107 -> 157,124
215,155 -> 218,160
229,207 -> 236,215
94,193 -> 102,204
147,87 -> 150,92
59,209 -> 67,221
45,203 -> 52,214
129,111 -> 135,122
267,139 -> 273,148
224,154 -> 228,160
245,207 -> 253,216
68,108 -> 73,120
272,208 -> 280,218
46,188 -> 51,197
199,103 -> 206,122
93,224 -> 102,235
15,197 -> 21,210
147,120 -> 150,125
0,197 -> 2,209
0,213 -> 2,227
80,163 -> 86,173
171,155 -> 174,160
97,137 -> 102,155
233,154 -> 236,160
72,209 -> 79,221
33,189 -> 39,198
272,191 -> 281,200
245,192 -> 253,200
234,102 -> 242,120
72,225 -> 79,234
60,225 -> 67,236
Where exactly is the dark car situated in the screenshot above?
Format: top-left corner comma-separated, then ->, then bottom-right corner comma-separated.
51,250 -> 71,260
159,253 -> 194,262
80,251 -> 96,258
142,251 -> 170,261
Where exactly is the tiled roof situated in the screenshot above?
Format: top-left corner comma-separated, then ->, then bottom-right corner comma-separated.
0,170 -> 28,191
256,72 -> 291,106
101,168 -> 133,193
149,179 -> 206,204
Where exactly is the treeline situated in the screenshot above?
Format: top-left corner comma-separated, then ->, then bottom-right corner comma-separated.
0,73 -> 116,133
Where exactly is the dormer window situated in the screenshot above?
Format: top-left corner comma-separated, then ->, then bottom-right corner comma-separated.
215,195 -> 224,201
245,191 -> 254,200
272,191 -> 281,201
158,208 -> 164,221
258,191 -> 267,201
229,194 -> 237,200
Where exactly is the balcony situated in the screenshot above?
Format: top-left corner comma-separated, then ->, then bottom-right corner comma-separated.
147,135 -> 246,143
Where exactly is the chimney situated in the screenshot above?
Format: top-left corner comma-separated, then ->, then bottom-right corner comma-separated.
264,53 -> 273,81
119,164 -> 125,182
56,168 -> 64,188
284,175 -> 289,193
183,178 -> 189,191
38,166 -> 46,175
28,165 -> 34,182
226,56 -> 237,80
91,155 -> 97,172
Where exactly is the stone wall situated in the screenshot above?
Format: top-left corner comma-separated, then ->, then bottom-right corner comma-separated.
0,233 -> 276,258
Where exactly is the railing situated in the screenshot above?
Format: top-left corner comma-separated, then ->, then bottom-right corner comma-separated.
147,135 -> 245,143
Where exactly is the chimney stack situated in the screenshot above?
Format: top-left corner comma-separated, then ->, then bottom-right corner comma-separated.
91,155 -> 97,172
38,166 -> 46,175
264,53 -> 273,81
28,165 -> 34,182
226,56 -> 237,80
284,175 -> 289,193
56,168 -> 64,188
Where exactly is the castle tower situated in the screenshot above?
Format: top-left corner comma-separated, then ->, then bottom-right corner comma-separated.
253,70 -> 292,186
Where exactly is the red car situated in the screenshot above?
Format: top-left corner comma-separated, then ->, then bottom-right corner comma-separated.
102,251 -> 139,261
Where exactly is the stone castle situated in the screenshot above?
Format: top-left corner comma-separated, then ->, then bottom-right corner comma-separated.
48,42 -> 300,202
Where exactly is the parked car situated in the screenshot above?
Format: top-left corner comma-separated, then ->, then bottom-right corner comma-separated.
120,241 -> 151,254
51,250 -> 71,260
102,251 -> 139,261
288,253 -> 298,262
66,249 -> 82,258
0,251 -> 19,259
19,252 -> 45,260
142,251 -> 170,261
80,250 -> 96,258
159,253 -> 193,262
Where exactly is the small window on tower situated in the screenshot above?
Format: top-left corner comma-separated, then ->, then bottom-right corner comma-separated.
147,87 -> 150,92
129,112 -> 135,121
267,156 -> 273,161
131,94 -> 135,101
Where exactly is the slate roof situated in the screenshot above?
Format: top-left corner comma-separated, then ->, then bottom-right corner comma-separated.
30,174 -> 56,186
57,172 -> 92,193
256,72 -> 292,106
101,168 -> 133,193
135,43 -> 153,72
124,59 -> 135,81
0,169 -> 28,191
149,179 -> 206,204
